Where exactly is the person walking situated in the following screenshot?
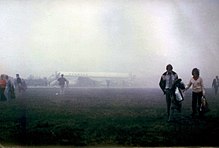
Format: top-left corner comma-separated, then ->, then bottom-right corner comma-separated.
184,68 -> 205,118
159,64 -> 178,121
212,76 -> 219,95
57,74 -> 69,95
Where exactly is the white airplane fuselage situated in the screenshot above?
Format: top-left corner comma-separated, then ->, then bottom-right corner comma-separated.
49,71 -> 134,87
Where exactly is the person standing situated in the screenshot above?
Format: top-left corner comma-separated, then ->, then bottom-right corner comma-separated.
212,76 -> 219,95
5,75 -> 15,101
57,74 -> 69,95
0,74 -> 7,101
159,64 -> 178,120
184,68 -> 205,118
15,74 -> 23,93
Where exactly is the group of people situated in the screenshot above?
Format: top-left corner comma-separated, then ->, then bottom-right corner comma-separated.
57,68 -> 207,122
159,64 -> 206,121
0,72 -> 69,98
0,74 -> 15,101
0,74 -> 27,101
0,70 -> 208,121
14,74 -> 27,93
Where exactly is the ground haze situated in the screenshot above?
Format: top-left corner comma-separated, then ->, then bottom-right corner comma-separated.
0,87 -> 219,147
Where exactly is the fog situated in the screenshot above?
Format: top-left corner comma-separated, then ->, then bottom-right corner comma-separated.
0,0 -> 219,88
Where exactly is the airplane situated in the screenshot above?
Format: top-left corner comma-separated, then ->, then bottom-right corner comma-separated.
48,71 -> 135,87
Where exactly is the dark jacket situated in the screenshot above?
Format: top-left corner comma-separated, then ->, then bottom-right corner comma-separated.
159,71 -> 178,94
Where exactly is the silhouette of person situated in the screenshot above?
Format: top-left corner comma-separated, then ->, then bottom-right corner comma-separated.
0,74 -> 7,101
21,79 -> 27,91
159,64 -> 178,121
57,74 -> 69,95
5,75 -> 15,100
212,76 -> 219,95
15,74 -> 23,93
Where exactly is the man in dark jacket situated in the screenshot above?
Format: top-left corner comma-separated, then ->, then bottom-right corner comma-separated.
57,74 -> 69,95
159,64 -> 178,120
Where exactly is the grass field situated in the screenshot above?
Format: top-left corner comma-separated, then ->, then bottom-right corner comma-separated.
0,87 -> 219,147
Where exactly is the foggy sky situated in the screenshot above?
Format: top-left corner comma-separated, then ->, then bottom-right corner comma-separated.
0,0 -> 219,87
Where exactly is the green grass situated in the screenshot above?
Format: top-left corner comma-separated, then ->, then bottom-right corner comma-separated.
0,88 -> 219,147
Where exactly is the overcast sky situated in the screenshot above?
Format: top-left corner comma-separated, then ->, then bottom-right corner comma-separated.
0,0 -> 219,87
